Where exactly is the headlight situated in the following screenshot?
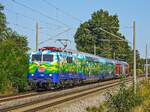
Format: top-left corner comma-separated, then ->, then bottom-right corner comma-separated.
40,74 -> 44,76
49,74 -> 52,77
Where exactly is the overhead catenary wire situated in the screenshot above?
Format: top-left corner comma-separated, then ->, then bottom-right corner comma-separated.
97,39 -> 130,42
5,8 -> 63,29
99,27 -> 131,43
96,38 -> 131,51
110,26 -> 133,29
8,23 -> 35,32
8,22 -> 53,37
9,0 -> 131,50
5,3 -> 70,39
42,0 -> 82,23
39,28 -> 72,45
12,0 -> 69,27
6,1 -> 73,45
86,27 -> 131,44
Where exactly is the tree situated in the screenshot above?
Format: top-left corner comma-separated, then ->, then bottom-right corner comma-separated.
74,9 -> 133,71
74,10 -> 128,58
74,9 -> 131,60
74,9 -> 146,74
2,29 -> 29,51
0,3 -> 6,34
0,38 -> 29,92
0,2 -> 29,94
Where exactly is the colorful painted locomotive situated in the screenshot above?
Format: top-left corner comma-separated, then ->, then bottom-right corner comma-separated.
27,47 -> 129,89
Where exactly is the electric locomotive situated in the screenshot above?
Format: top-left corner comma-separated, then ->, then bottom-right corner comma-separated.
27,47 -> 129,90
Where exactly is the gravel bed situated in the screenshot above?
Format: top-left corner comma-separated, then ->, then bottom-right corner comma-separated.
0,79 -> 121,110
41,80 -> 136,112
41,87 -> 116,112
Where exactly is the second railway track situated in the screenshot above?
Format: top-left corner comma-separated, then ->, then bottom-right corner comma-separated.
0,92 -> 39,103
0,76 -> 142,112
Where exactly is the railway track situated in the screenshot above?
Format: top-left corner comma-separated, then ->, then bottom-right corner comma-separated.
0,76 -> 143,112
0,92 -> 38,103
24,79 -> 133,112
0,79 -> 115,103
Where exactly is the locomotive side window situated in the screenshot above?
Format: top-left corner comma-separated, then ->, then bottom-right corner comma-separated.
32,54 -> 42,61
67,57 -> 72,64
43,54 -> 53,62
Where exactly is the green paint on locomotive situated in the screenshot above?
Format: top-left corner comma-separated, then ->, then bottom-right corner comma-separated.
29,50 -> 116,78
29,61 -> 59,74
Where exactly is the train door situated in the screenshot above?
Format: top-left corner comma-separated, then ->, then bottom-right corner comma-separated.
115,64 -> 121,78
121,64 -> 126,77
125,65 -> 129,77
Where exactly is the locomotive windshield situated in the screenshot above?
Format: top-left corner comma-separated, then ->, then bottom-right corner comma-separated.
32,54 -> 53,62
32,54 -> 42,61
43,54 -> 53,62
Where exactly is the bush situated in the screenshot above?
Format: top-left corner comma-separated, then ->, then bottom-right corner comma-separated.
0,3 -> 30,95
136,69 -> 144,75
106,83 -> 143,112
86,102 -> 107,112
136,79 -> 150,111
86,81 -> 143,112
0,38 -> 29,94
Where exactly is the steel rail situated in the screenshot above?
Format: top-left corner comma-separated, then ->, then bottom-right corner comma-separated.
0,76 -> 139,112
25,79 -> 132,112
0,92 -> 38,103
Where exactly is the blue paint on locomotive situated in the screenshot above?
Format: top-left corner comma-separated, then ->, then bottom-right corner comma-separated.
28,47 -> 129,89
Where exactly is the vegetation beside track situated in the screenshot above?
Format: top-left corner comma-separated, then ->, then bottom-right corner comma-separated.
0,3 -> 30,95
0,1 -> 147,96
86,78 -> 150,112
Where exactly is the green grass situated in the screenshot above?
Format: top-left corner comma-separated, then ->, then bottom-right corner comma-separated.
86,78 -> 150,112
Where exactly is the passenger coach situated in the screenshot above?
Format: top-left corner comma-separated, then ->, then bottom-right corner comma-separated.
27,47 -> 129,90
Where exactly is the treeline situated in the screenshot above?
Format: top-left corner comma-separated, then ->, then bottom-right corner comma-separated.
0,3 -> 29,95
0,3 -> 146,95
74,9 -> 145,74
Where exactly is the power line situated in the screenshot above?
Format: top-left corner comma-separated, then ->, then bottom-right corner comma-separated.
42,0 -> 82,23
5,6 -> 71,44
12,0 -> 69,27
8,23 -> 35,32
86,27 -> 131,44
10,24 -> 62,46
97,39 -> 129,42
5,8 -> 63,28
8,22 -> 51,36
99,27 -> 131,43
39,28 -> 71,45
108,26 -> 133,29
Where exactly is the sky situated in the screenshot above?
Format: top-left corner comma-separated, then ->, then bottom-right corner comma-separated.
1,0 -> 150,58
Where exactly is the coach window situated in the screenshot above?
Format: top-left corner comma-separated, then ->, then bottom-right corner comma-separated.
67,57 -> 72,64
43,54 -> 53,62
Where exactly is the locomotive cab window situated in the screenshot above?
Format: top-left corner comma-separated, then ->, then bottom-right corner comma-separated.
67,57 -> 72,64
32,54 -> 42,61
43,54 -> 53,62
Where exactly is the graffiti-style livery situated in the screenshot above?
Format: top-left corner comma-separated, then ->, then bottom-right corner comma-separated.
27,47 -> 129,89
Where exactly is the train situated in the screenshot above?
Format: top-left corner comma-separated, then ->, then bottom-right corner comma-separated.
27,47 -> 129,90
